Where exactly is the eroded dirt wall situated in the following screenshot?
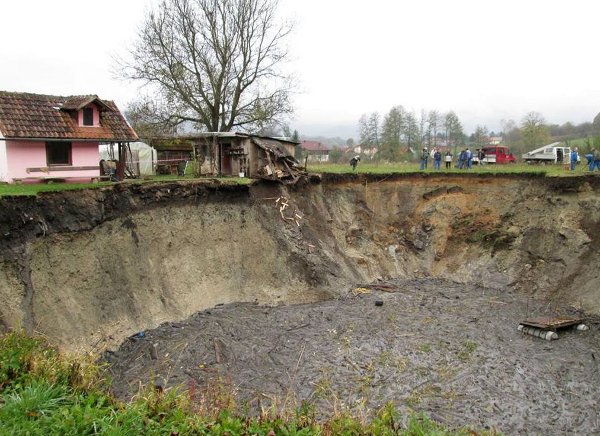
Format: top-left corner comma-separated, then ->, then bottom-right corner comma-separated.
295,174 -> 600,311
1,175 -> 599,351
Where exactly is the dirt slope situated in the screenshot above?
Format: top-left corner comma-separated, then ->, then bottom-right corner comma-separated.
1,174 -> 599,351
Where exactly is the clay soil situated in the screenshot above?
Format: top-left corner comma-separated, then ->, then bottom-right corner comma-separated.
104,278 -> 600,434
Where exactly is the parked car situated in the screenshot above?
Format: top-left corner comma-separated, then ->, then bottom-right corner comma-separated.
474,145 -> 516,164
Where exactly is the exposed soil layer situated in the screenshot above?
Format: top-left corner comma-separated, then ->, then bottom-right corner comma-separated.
1,174 -> 600,352
104,278 -> 600,435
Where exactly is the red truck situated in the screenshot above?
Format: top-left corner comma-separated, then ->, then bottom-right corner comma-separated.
475,145 -> 516,164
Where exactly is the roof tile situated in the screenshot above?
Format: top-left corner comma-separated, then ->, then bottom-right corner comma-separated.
0,91 -> 138,141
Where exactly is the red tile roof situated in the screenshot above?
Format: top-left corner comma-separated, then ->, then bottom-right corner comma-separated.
0,91 -> 138,141
301,140 -> 329,152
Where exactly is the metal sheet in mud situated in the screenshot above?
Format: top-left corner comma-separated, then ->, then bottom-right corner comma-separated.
520,316 -> 583,330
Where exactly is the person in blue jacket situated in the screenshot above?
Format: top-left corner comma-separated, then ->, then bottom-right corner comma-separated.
592,149 -> 600,171
466,148 -> 473,169
585,153 -> 594,171
570,147 -> 578,171
433,148 -> 442,170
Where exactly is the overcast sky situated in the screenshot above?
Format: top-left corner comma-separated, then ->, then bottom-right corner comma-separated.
1,0 -> 598,139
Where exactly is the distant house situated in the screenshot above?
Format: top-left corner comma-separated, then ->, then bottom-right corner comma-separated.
489,136 -> 503,145
0,91 -> 137,183
344,144 -> 378,159
300,140 -> 330,162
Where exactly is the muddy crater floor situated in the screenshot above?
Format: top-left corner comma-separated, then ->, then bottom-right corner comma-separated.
104,279 -> 600,434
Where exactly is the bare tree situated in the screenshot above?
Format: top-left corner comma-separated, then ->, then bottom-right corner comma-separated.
473,125 -> 490,148
124,97 -> 179,142
521,112 -> 550,149
120,0 -> 294,133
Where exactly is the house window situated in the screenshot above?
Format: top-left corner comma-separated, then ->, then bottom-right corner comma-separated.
46,142 -> 72,166
83,107 -> 94,126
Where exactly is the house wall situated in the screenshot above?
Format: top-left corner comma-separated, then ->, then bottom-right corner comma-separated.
306,152 -> 329,163
5,140 -> 100,182
282,143 -> 296,156
0,136 -> 8,183
222,138 -> 252,177
246,138 -> 260,176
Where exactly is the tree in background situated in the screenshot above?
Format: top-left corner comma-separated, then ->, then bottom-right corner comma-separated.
592,113 -> 600,149
292,130 -> 303,160
426,110 -> 441,148
521,112 -> 550,150
594,112 -> 600,133
500,119 -> 518,146
472,125 -> 489,149
444,111 -> 464,152
379,106 -> 406,161
357,107 -> 466,161
404,112 -> 421,152
120,0 -> 293,133
358,112 -> 380,148
125,97 -> 178,142
329,147 -> 343,163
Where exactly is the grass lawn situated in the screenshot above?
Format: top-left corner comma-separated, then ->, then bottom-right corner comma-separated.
1,162 -> 595,197
305,161 -> 595,177
0,175 -> 252,197
0,181 -> 114,197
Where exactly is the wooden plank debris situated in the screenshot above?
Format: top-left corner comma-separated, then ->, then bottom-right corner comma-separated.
520,316 -> 583,330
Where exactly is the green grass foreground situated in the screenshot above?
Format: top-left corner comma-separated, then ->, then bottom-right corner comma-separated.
0,332 -> 497,435
0,176 -> 251,197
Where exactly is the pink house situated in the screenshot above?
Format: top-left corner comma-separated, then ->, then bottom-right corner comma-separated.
0,91 -> 137,183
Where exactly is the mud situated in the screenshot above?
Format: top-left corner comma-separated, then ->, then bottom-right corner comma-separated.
104,278 -> 600,435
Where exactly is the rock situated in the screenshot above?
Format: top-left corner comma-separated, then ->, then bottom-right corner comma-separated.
506,226 -> 521,238
412,239 -> 425,250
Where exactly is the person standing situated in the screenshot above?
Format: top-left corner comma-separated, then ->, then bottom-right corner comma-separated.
445,150 -> 453,169
570,147 -> 578,171
593,148 -> 600,171
457,149 -> 465,169
478,149 -> 486,165
466,148 -> 473,169
433,148 -> 442,170
420,148 -> 429,170
585,153 -> 594,171
350,155 -> 360,171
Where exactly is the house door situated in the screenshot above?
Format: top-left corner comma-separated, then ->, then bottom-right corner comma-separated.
220,143 -> 232,175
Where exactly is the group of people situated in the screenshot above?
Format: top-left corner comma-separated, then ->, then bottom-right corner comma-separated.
350,146 -> 600,172
584,148 -> 600,171
569,147 -> 600,171
420,147 -> 480,170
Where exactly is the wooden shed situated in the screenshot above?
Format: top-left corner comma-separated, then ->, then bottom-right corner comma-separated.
175,133 -> 303,183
